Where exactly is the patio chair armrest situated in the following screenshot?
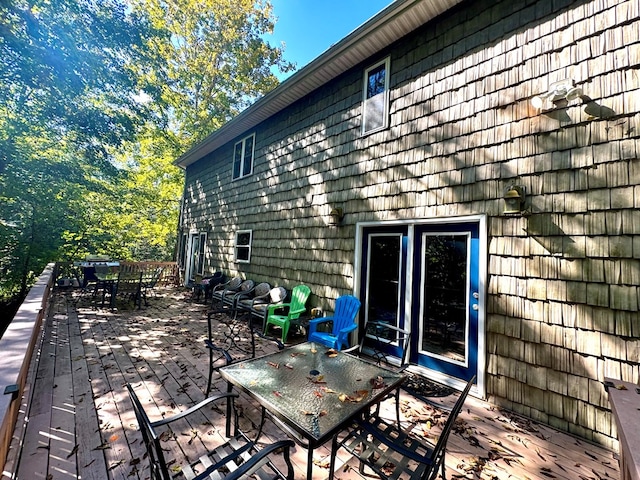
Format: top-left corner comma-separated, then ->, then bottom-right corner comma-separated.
233,289 -> 252,301
223,439 -> 295,480
339,323 -> 358,335
211,282 -> 227,293
150,392 -> 239,428
288,306 -> 306,318
266,302 -> 290,316
204,339 -> 234,364
308,316 -> 334,334
342,344 -> 360,355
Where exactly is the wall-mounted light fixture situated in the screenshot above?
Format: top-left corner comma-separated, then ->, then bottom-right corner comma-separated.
531,79 -> 583,110
328,207 -> 344,226
503,185 -> 526,214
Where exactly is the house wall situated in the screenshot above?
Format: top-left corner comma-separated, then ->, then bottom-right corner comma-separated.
181,0 -> 640,448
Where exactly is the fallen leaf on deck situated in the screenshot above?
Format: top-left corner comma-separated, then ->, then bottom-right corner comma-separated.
339,390 -> 369,402
67,444 -> 79,458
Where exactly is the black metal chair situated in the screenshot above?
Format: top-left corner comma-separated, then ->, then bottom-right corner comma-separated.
115,272 -> 143,309
343,321 -> 411,425
126,384 -> 294,480
328,376 -> 475,480
236,286 -> 288,327
204,309 -> 284,396
209,276 -> 243,310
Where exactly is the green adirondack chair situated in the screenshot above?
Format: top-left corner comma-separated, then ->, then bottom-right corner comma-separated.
264,285 -> 311,342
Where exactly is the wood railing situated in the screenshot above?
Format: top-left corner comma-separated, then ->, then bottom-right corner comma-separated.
605,377 -> 640,480
54,261 -> 180,286
1,260 -> 179,472
0,263 -> 55,471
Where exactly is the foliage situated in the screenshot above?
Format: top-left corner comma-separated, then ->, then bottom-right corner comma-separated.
0,0 -> 292,304
0,0 -> 148,299
130,0 -> 294,145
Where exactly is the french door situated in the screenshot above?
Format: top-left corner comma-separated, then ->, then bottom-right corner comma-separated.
184,232 -> 206,285
357,217 -> 485,391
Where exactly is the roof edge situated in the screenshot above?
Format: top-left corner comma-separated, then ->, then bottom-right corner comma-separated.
175,0 -> 460,168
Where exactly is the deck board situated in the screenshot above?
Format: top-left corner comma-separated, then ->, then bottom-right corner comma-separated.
2,287 -> 619,480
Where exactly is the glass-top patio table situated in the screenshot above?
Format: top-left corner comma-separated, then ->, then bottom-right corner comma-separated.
220,341 -> 406,479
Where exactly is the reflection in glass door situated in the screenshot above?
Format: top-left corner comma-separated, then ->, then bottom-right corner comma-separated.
413,224 -> 480,382
357,218 -> 484,389
361,229 -> 407,359
421,234 -> 470,363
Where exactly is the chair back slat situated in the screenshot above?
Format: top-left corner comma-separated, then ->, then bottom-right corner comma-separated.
333,295 -> 361,332
288,285 -> 311,317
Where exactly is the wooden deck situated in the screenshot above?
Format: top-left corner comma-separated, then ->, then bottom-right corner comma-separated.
2,287 -> 619,480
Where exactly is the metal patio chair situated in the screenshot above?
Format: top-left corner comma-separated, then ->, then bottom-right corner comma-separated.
126,384 -> 294,480
344,321 -> 411,425
209,276 -> 243,310
328,376 -> 475,480
236,286 -> 288,327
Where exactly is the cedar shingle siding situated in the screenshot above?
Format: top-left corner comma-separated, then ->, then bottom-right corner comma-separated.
179,0 -> 640,449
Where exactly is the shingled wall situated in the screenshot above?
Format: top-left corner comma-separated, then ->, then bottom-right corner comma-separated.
181,0 -> 640,448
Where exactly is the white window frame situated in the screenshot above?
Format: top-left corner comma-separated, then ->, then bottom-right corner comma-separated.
178,232 -> 187,268
232,133 -> 255,180
362,57 -> 390,135
196,232 -> 207,276
234,230 -> 252,264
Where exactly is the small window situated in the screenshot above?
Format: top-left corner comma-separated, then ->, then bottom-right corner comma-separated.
232,134 -> 255,180
197,232 -> 206,275
362,57 -> 390,134
235,230 -> 252,263
178,233 -> 187,267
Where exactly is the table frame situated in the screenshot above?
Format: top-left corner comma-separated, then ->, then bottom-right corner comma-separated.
220,342 -> 406,479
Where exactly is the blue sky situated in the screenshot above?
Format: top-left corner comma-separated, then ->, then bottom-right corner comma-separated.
267,0 -> 393,79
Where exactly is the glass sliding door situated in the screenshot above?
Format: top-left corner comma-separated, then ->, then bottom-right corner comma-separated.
412,224 -> 480,381
357,218 -> 484,388
360,227 -> 407,358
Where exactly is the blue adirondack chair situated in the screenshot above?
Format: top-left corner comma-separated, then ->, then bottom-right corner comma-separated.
308,295 -> 361,350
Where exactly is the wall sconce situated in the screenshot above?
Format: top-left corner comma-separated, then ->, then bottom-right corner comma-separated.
503,185 -> 525,214
531,79 -> 583,110
328,207 -> 344,226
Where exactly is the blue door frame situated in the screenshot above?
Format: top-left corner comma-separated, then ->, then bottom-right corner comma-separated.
356,217 -> 485,393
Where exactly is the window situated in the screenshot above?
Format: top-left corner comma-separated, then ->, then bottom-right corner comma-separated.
197,232 -> 206,275
232,134 -> 255,180
178,233 -> 187,267
362,57 -> 390,134
234,230 -> 252,263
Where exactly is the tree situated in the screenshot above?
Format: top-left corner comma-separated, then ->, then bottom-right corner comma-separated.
0,0 -> 150,299
0,0 -> 293,304
130,0 -> 294,146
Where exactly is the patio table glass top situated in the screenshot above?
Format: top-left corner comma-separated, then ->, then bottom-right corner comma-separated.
220,341 -> 406,444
